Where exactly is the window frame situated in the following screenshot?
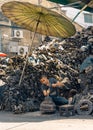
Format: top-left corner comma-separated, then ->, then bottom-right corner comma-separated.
84,13 -> 93,23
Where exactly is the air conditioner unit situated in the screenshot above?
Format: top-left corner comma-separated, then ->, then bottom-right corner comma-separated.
13,30 -> 23,38
18,46 -> 28,56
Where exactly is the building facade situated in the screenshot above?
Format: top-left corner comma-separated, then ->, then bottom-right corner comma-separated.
0,0 -> 58,56
0,11 -> 42,56
61,7 -> 93,28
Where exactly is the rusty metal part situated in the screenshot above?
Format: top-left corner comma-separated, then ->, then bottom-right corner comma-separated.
40,96 -> 56,114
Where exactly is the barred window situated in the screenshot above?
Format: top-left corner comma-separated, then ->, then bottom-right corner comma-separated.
84,13 -> 93,23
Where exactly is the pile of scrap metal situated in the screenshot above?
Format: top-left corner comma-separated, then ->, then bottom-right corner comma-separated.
73,64 -> 93,115
0,26 -> 93,114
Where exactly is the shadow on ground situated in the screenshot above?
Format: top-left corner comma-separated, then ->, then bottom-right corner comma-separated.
0,111 -> 93,122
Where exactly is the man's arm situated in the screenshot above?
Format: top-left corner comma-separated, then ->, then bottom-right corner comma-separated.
49,77 -> 63,88
52,81 -> 64,88
52,77 -> 70,88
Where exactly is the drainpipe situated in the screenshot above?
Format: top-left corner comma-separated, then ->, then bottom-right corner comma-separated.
0,29 -> 2,51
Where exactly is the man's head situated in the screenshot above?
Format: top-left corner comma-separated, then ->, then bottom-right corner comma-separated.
40,75 -> 49,85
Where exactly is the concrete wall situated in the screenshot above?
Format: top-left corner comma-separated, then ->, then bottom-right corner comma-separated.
0,0 -> 58,55
0,14 -> 42,54
61,7 -> 93,28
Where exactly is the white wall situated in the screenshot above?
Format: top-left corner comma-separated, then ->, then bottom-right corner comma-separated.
61,7 -> 93,28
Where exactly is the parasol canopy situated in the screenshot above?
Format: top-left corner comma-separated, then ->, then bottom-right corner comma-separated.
1,1 -> 76,38
0,52 -> 7,57
1,1 -> 76,86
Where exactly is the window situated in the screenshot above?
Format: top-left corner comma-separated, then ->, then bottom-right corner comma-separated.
84,13 -> 93,23
0,12 -> 9,22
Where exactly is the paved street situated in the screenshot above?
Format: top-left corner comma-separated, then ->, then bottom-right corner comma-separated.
0,111 -> 93,130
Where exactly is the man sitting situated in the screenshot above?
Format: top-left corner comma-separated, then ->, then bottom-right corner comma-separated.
40,75 -> 68,106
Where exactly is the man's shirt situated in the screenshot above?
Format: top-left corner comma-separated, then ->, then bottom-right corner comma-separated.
41,78 -> 59,96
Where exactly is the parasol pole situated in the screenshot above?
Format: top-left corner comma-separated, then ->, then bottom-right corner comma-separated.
72,4 -> 88,22
19,19 -> 40,86
72,0 -> 92,22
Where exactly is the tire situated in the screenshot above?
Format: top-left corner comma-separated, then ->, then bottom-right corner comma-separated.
19,48 -> 24,54
89,95 -> 93,103
76,99 -> 93,115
